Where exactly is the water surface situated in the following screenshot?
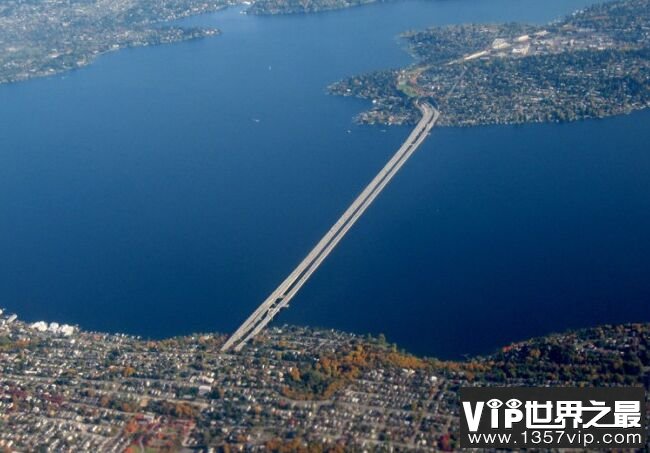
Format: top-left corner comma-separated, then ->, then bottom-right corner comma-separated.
1,0 -> 648,358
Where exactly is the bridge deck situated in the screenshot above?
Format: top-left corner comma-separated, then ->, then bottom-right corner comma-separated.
221,102 -> 439,352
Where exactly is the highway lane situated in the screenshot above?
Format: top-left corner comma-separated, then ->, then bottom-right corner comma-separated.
222,101 -> 439,352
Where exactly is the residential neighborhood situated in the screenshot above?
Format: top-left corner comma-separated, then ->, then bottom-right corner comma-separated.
1,309 -> 648,451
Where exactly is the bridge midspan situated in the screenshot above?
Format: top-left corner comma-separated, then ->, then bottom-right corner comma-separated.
222,102 -> 438,352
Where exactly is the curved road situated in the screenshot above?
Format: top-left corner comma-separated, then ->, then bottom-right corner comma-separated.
222,101 -> 439,352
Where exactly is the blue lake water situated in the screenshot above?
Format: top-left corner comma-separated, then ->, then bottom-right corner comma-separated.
1,0 -> 648,358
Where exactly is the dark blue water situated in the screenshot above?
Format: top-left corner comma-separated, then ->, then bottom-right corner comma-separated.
1,0 -> 648,358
